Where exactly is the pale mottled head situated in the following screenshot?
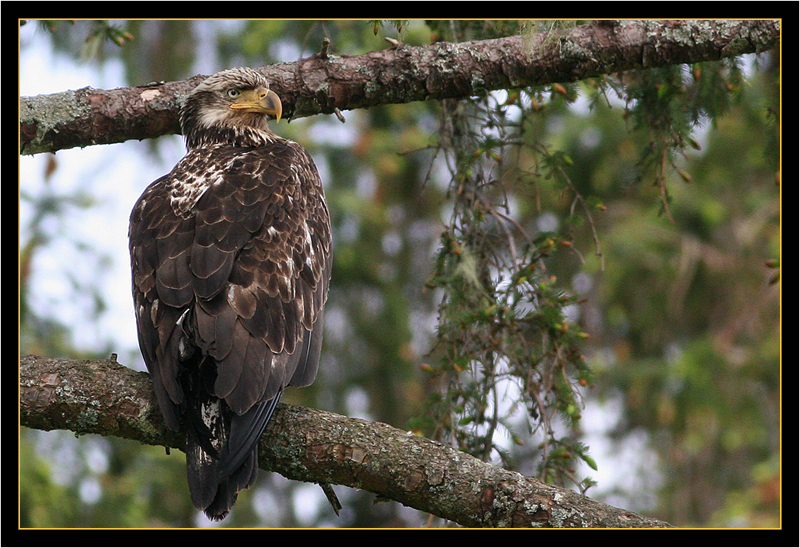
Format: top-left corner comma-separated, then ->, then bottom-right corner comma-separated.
180,67 -> 282,148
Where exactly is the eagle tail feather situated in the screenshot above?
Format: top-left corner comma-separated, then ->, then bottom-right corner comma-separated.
185,393 -> 282,520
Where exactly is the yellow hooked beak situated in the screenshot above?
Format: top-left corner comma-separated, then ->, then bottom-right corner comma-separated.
229,86 -> 282,122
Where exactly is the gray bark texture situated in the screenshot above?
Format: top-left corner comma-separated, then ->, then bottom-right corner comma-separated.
20,20 -> 779,155
20,355 -> 674,528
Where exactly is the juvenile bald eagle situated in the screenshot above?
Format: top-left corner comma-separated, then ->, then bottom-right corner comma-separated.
129,67 -> 332,520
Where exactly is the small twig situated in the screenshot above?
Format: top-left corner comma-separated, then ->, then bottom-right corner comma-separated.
424,513 -> 437,527
559,466 -> 584,490
555,164 -> 604,270
475,191 -> 519,264
333,107 -> 346,123
319,37 -> 330,59
658,147 -> 675,223
319,482 -> 342,516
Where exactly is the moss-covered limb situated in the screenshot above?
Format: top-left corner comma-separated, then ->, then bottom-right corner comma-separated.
21,20 -> 779,155
19,354 -> 183,450
20,354 -> 673,528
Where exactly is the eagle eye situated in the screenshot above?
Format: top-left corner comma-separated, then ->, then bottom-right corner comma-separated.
226,88 -> 241,99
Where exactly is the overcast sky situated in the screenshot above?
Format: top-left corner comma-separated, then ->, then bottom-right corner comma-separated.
21,26 -> 186,367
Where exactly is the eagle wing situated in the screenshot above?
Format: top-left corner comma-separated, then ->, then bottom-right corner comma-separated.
130,138 -> 331,512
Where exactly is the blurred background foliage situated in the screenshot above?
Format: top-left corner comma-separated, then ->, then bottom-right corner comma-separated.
19,20 -> 780,528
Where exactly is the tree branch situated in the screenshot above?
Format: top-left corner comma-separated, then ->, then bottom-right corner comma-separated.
20,20 -> 779,155
19,354 -> 673,528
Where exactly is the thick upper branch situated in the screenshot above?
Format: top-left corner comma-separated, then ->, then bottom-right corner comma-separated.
19,354 -> 673,528
20,20 -> 779,155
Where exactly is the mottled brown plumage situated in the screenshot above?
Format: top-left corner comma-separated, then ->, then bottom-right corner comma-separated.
129,68 -> 331,520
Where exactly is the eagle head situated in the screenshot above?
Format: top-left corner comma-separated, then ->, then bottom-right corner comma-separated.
180,67 -> 283,148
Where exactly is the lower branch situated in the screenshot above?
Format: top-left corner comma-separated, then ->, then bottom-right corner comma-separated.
19,355 -> 673,528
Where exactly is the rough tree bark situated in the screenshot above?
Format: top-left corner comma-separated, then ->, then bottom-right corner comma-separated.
20,355 -> 673,528
20,20 -> 779,155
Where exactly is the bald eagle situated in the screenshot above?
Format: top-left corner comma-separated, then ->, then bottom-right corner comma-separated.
129,67 -> 332,520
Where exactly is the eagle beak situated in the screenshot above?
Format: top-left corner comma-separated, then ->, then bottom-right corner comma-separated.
230,88 -> 282,123
259,89 -> 282,123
